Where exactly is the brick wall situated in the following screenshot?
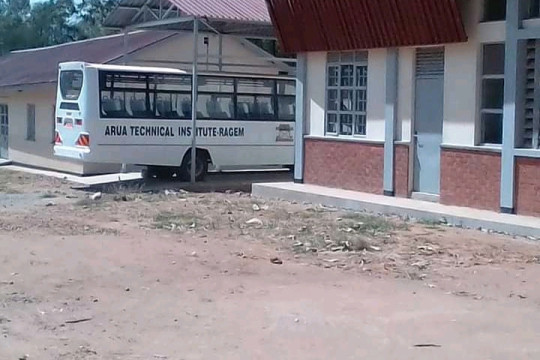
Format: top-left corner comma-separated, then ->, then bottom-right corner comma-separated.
440,148 -> 501,211
304,138 -> 384,194
394,144 -> 409,197
515,157 -> 540,217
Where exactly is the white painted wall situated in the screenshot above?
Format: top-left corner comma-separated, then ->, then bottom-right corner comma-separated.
128,32 -> 293,76
306,52 -> 326,137
397,47 -> 415,143
366,49 -> 387,141
4,87 -> 84,173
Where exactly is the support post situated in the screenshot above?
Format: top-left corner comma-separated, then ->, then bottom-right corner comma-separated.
501,0 -> 520,214
122,28 -> 130,65
218,34 -> 223,71
383,48 -> 399,196
190,18 -> 199,184
294,53 -> 307,183
121,28 -> 129,174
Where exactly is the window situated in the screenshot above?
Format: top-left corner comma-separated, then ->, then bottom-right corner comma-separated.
26,104 -> 36,141
99,71 -> 295,122
326,51 -> 368,136
523,39 -> 540,148
59,70 -> 84,101
529,0 -> 540,18
480,43 -> 505,144
483,0 -> 506,22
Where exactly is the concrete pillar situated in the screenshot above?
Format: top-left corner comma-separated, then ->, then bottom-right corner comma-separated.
384,48 -> 399,196
500,0 -> 521,213
294,53 -> 307,183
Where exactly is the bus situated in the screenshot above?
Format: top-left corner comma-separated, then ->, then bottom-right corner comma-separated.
54,62 -> 295,180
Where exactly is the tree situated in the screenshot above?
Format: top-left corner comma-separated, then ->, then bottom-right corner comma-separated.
0,0 -> 32,54
76,0 -> 117,39
0,0 -> 118,54
29,0 -> 78,47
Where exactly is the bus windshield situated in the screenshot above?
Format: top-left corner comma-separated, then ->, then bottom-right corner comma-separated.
60,70 -> 84,100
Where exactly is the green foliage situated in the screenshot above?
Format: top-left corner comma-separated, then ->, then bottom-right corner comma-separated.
0,0 -> 117,54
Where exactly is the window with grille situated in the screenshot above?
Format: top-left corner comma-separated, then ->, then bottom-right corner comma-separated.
480,43 -> 505,145
325,51 -> 368,136
523,39 -> 540,149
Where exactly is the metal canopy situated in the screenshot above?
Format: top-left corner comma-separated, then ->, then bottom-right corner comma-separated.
104,0 -> 275,38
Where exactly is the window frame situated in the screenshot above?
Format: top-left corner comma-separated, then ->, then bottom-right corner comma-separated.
479,43 -> 505,146
325,51 -> 368,137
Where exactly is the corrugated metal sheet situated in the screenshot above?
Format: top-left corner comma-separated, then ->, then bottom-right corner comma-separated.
169,0 -> 270,23
104,0 -> 273,37
265,0 -> 467,53
0,31 -> 177,89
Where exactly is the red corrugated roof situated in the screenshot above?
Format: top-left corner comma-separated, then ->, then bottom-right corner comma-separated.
169,0 -> 271,23
266,0 -> 467,53
0,31 -> 176,89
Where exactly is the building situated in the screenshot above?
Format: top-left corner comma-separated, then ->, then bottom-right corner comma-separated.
0,28 -> 291,174
266,0 -> 540,217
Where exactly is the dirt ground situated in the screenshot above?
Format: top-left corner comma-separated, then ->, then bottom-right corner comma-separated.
1,168 -> 540,359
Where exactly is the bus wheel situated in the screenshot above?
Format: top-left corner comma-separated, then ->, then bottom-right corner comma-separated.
180,151 -> 208,182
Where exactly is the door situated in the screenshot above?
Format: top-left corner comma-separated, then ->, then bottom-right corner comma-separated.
0,104 -> 8,159
413,48 -> 444,195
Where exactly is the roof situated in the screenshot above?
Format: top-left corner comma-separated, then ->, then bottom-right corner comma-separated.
265,0 -> 468,53
60,61 -> 188,75
104,0 -> 274,37
0,31 -> 176,89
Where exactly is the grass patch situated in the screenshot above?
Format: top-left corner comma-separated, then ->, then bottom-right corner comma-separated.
339,212 -> 396,235
153,211 -> 205,231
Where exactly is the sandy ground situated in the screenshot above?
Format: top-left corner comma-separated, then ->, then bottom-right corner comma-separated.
0,168 -> 540,359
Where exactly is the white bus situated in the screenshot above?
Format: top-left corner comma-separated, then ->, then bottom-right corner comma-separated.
54,62 -> 295,180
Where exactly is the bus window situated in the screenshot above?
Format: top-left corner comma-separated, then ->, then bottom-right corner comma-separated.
60,70 -> 84,100
199,77 -> 234,93
153,74 -> 191,92
197,94 -> 233,120
277,80 -> 295,96
278,96 -> 295,121
237,95 -> 255,120
256,96 -> 275,120
128,92 -> 152,118
237,78 -> 274,94
101,91 -> 128,118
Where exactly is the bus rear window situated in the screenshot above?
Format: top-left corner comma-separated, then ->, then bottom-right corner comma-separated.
60,70 -> 83,100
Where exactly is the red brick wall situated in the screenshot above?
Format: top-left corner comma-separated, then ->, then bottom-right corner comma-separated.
304,138 -> 384,194
440,148 -> 501,211
394,144 -> 409,198
515,157 -> 540,217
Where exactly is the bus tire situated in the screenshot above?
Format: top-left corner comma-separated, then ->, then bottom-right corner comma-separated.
180,150 -> 209,182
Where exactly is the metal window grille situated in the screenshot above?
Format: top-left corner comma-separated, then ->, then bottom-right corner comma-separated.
523,39 -> 540,149
325,51 -> 368,136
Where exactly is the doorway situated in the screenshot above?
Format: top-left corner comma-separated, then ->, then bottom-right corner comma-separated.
413,48 -> 445,196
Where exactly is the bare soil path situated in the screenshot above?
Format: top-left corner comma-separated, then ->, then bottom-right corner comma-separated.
0,168 -> 539,359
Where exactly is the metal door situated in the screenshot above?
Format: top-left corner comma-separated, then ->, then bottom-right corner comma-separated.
0,105 -> 8,159
413,48 -> 444,195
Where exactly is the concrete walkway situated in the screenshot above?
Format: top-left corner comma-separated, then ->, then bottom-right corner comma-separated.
253,182 -> 540,238
1,165 -> 142,186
